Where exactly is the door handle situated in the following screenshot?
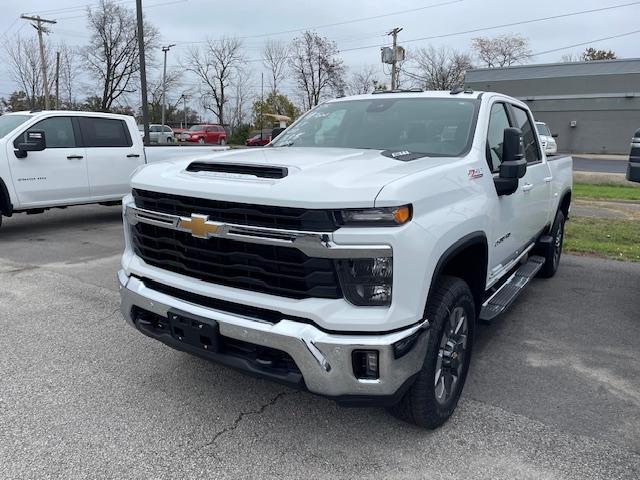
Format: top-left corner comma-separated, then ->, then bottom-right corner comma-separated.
521,183 -> 534,192
67,155 -> 84,160
127,153 -> 141,158
544,176 -> 553,183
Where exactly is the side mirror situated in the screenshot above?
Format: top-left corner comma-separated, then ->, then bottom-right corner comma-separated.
552,133 -> 559,138
15,130 -> 46,158
271,127 -> 285,139
494,127 -> 526,196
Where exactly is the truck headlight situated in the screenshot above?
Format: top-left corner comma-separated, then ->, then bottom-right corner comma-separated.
336,257 -> 393,306
338,205 -> 411,226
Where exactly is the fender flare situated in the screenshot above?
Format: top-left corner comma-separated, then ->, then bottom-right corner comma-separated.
425,231 -> 488,315
0,177 -> 13,216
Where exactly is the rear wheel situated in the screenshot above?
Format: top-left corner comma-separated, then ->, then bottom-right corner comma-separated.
219,138 -> 226,146
388,276 -> 475,429
538,210 -> 565,278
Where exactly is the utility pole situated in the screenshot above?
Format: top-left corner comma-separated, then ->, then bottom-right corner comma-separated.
55,51 -> 60,109
160,44 -> 175,129
21,15 -> 57,110
260,72 -> 264,141
387,27 -> 403,90
135,0 -> 150,146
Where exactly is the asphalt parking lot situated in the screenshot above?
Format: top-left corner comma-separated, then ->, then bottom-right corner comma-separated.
1,205 -> 639,480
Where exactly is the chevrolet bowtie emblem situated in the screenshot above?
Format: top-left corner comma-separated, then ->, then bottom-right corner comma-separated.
178,214 -> 220,239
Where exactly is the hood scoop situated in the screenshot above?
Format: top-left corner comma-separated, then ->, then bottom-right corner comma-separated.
186,161 -> 288,179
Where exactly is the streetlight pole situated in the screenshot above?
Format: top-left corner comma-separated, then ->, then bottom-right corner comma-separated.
161,44 -> 175,130
181,94 -> 188,129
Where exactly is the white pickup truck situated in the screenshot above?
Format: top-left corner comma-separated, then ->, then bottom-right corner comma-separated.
0,110 -> 226,229
118,90 -> 572,428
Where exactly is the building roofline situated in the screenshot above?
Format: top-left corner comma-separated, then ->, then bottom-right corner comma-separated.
467,57 -> 640,74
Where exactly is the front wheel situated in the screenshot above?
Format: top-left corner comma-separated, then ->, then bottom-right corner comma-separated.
388,276 -> 475,429
219,138 -> 226,146
198,138 -> 205,144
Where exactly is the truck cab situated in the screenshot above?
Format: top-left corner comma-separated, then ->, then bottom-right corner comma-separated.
0,111 -> 228,229
117,91 -> 572,428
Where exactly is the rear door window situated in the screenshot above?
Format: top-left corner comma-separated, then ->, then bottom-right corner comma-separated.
79,117 -> 132,147
511,106 -> 541,164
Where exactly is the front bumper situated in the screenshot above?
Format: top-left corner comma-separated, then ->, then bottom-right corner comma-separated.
118,270 -> 429,403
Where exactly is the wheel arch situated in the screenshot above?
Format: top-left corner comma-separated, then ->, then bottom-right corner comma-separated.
0,177 -> 13,216
426,232 -> 488,319
559,189 -> 571,217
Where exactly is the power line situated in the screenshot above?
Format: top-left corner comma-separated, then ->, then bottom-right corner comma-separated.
338,0 -> 640,53
53,0 -> 187,21
173,0 -> 463,45
531,28 -> 640,56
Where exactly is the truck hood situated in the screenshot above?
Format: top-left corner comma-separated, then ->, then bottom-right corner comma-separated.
131,147 -> 457,208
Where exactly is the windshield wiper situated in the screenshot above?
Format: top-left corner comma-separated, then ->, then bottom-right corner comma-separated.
275,141 -> 295,147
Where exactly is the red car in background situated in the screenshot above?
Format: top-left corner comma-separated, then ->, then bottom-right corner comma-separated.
182,124 -> 227,145
245,129 -> 274,146
245,133 -> 271,146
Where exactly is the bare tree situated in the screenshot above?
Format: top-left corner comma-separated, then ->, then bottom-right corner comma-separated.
289,31 -> 345,110
80,0 -> 159,111
262,39 -> 289,95
58,43 -> 78,108
471,34 -> 531,68
346,65 -> 379,95
147,70 -> 186,123
412,46 -> 473,90
185,36 -> 245,125
226,67 -> 253,132
560,52 -> 581,63
4,35 -> 54,109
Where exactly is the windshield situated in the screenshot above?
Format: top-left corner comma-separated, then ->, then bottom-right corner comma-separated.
189,124 -> 206,131
0,114 -> 31,138
536,123 -> 551,136
271,97 -> 478,157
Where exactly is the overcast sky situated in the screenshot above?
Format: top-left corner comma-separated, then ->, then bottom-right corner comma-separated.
1,0 -> 638,115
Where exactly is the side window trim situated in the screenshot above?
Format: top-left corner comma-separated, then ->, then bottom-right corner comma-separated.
506,103 -> 543,164
486,101 -> 512,174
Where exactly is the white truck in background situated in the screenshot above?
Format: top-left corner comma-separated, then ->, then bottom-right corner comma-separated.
628,128 -> 640,183
0,110 -> 227,229
118,90 -> 572,429
535,121 -> 558,155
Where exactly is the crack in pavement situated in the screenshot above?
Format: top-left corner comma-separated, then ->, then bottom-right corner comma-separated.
200,390 -> 299,457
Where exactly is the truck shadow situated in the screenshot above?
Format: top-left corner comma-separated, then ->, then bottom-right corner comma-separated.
0,206 -> 122,241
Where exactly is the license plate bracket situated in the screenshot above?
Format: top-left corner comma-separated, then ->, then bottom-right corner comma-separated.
167,309 -> 220,353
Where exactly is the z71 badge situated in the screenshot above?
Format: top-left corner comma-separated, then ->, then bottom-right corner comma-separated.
468,168 -> 484,180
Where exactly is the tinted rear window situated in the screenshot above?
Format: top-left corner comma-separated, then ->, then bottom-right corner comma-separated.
79,117 -> 132,147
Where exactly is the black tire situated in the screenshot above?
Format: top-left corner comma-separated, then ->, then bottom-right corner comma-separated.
388,276 -> 475,429
538,210 -> 565,278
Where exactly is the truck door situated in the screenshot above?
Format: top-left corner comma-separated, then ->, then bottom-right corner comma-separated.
8,116 -> 89,207
508,104 -> 553,240
485,101 -> 531,283
79,116 -> 144,198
